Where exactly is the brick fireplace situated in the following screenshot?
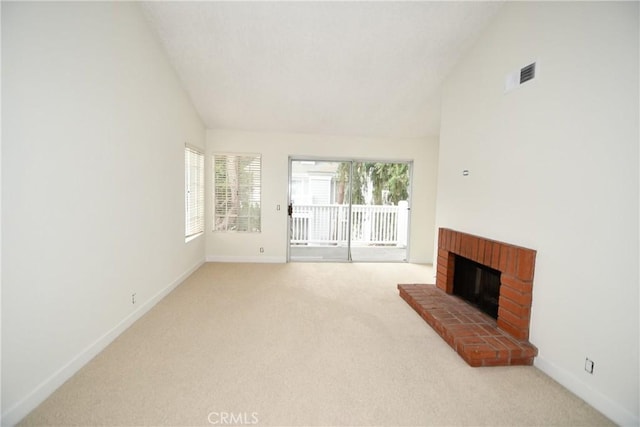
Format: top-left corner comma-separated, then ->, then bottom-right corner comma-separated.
437,228 -> 536,340
398,228 -> 538,366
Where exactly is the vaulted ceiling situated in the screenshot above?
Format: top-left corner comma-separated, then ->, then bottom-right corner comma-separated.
142,2 -> 503,139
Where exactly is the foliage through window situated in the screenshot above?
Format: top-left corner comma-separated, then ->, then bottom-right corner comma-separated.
214,153 -> 261,232
336,162 -> 409,205
185,146 -> 204,240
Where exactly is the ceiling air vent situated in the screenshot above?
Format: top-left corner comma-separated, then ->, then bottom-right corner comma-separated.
520,62 -> 536,84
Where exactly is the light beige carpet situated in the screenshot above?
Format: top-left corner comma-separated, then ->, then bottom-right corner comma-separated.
20,262 -> 612,426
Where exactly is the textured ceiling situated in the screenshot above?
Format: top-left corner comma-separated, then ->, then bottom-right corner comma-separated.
142,2 -> 503,139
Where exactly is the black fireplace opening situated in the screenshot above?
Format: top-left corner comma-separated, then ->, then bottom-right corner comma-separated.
453,255 -> 502,319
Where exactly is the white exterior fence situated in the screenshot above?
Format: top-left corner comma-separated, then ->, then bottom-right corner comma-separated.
291,201 -> 408,247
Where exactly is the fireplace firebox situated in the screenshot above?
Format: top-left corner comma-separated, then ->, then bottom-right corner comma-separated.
453,255 -> 501,319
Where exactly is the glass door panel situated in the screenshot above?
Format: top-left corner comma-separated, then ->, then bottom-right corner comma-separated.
288,160 -> 351,261
349,161 -> 410,262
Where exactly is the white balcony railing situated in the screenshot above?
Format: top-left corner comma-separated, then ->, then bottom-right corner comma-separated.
291,202 -> 408,247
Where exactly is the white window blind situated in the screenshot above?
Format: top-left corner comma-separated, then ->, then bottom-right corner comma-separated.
185,146 -> 204,239
214,153 -> 261,232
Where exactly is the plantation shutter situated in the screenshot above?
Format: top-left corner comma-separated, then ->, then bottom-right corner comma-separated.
214,153 -> 261,232
185,146 -> 204,239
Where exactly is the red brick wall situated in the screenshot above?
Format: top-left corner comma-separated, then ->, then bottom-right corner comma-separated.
436,228 -> 536,341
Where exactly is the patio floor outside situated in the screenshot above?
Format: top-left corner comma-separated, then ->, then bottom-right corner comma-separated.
289,245 -> 407,262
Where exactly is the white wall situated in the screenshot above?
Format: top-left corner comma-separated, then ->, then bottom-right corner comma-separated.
436,2 -> 638,425
0,2 -> 3,417
206,129 -> 438,264
1,3 -> 205,424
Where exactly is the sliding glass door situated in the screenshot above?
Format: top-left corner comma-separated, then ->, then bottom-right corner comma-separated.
288,158 -> 411,262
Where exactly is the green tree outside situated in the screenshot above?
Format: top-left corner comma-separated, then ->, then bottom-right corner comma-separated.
336,162 -> 409,205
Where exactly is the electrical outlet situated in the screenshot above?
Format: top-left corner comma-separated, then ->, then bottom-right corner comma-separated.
585,358 -> 594,374
132,293 -> 136,305
259,247 -> 264,253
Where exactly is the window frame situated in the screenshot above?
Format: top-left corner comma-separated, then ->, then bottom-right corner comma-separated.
185,145 -> 205,241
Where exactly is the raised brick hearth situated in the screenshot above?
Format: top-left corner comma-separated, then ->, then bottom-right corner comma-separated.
398,228 -> 538,367
398,284 -> 537,366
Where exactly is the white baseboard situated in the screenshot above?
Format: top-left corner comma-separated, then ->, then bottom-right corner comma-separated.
1,258 -> 205,427
205,255 -> 286,263
534,356 -> 639,426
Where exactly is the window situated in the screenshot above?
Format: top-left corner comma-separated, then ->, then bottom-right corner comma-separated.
213,153 -> 261,232
185,146 -> 204,240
